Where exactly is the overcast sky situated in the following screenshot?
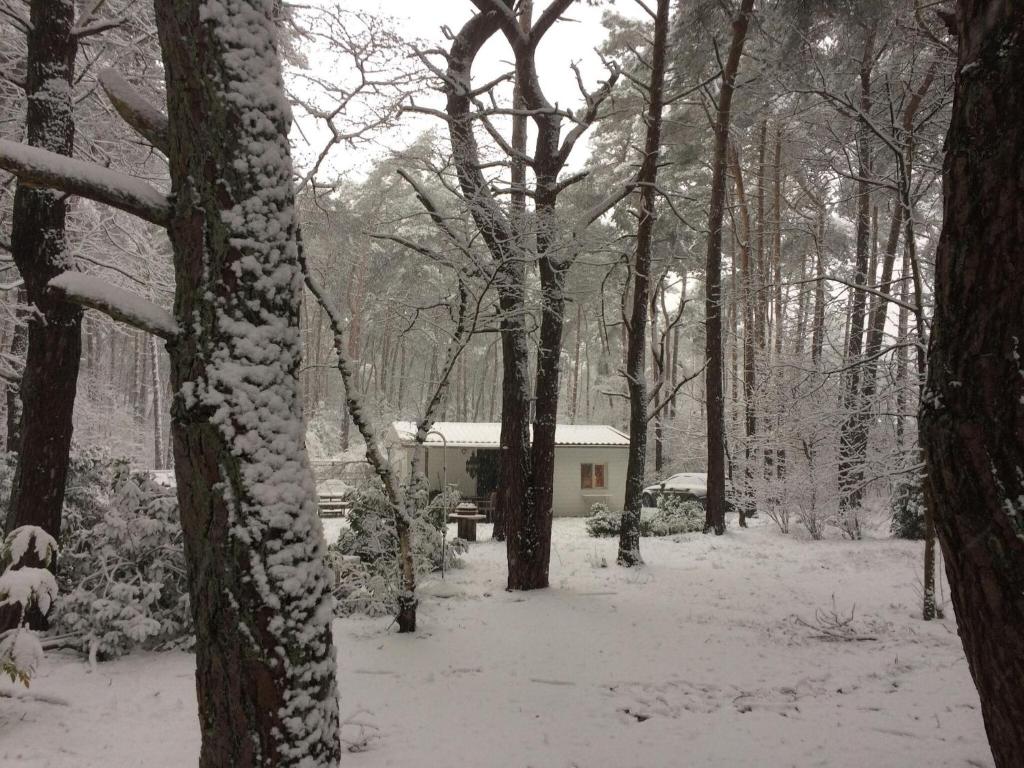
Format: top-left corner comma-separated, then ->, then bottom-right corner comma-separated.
290,0 -> 643,182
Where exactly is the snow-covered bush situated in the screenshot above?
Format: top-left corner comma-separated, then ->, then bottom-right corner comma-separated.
53,465 -> 191,659
1,450 -> 192,660
328,484 -> 467,617
585,498 -> 705,538
649,496 -> 706,536
890,482 -> 926,540
585,503 -> 620,537
0,526 -> 59,686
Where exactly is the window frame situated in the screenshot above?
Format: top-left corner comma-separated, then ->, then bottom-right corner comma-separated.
580,462 -> 608,490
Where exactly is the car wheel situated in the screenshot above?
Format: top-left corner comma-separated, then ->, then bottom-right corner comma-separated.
642,492 -> 655,508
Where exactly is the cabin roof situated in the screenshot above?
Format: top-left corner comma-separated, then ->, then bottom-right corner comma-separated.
390,421 -> 630,448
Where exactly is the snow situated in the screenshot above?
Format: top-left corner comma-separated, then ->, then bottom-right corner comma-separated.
48,273 -> 178,340
316,478 -> 351,497
5,526 -> 58,568
0,567 -> 58,616
391,421 -> 631,447
1,517 -> 992,767
0,139 -> 171,226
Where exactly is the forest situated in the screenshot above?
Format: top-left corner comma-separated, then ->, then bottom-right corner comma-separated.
0,0 -> 1021,766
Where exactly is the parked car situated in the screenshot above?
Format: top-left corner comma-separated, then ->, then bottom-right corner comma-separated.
641,472 -> 708,508
641,472 -> 737,511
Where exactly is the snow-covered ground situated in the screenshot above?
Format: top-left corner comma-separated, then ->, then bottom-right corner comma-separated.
2,517 -> 992,767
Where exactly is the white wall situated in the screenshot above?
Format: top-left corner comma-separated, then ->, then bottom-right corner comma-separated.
552,446 -> 628,517
394,443 -> 628,517
422,446 -> 477,496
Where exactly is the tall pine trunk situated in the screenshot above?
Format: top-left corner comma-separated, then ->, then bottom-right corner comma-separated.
703,0 -> 756,536
2,0 -> 82,635
920,3 -> 1024,764
4,298 -> 27,453
156,1 -> 339,763
728,142 -> 755,525
837,25 -> 877,522
617,0 -> 669,566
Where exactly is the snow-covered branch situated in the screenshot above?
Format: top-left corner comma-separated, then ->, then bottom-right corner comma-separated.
98,69 -> 169,154
47,273 -> 177,341
0,140 -> 170,227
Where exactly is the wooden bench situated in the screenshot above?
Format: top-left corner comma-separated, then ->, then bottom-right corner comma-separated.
318,495 -> 351,518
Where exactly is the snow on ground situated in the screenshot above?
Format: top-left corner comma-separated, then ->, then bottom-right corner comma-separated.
1,516 -> 992,767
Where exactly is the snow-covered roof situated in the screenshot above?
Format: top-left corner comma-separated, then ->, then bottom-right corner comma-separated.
390,421 -> 630,448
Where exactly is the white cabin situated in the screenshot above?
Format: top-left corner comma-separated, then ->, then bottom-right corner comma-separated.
386,421 -> 630,517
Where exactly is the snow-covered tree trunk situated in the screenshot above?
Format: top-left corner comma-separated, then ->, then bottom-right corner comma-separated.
155,1 -> 339,764
2,0 -> 82,635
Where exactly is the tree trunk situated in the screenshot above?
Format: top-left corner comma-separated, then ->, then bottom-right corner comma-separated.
150,334 -> 165,470
920,3 -> 1024,765
837,25 -> 877,523
4,297 -> 27,453
811,204 -> 826,365
755,120 -> 768,355
570,302 -> 582,424
497,282 -> 532,556
617,0 -> 669,567
491,0 -> 533,546
728,142 -> 755,526
3,0 -> 82,628
772,126 -> 784,357
703,0 -> 755,536
863,61 -> 938,437
155,2 -> 339,764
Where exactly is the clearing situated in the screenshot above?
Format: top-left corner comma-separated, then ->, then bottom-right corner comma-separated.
1,517 -> 991,767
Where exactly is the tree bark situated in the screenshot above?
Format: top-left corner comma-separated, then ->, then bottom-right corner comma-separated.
4,297 -> 27,453
772,126 -> 784,357
441,5 -> 532,548
919,3 -> 1024,765
2,0 -> 82,636
703,0 -> 756,536
811,203 -> 826,365
151,335 -> 165,470
728,142 -> 755,525
755,120 -> 768,354
837,24 -> 877,523
617,0 -> 669,567
155,1 -> 339,763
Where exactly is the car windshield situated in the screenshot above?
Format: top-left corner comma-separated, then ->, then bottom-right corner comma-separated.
665,473 -> 706,486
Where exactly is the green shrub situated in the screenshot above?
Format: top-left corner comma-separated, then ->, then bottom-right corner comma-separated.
585,498 -> 706,538
649,495 -> 706,535
890,482 -> 926,540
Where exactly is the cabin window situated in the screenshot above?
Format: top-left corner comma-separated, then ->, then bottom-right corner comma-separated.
581,463 -> 607,489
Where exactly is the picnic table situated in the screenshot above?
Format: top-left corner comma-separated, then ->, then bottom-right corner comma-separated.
449,501 -> 486,541
317,479 -> 352,518
318,495 -> 351,518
